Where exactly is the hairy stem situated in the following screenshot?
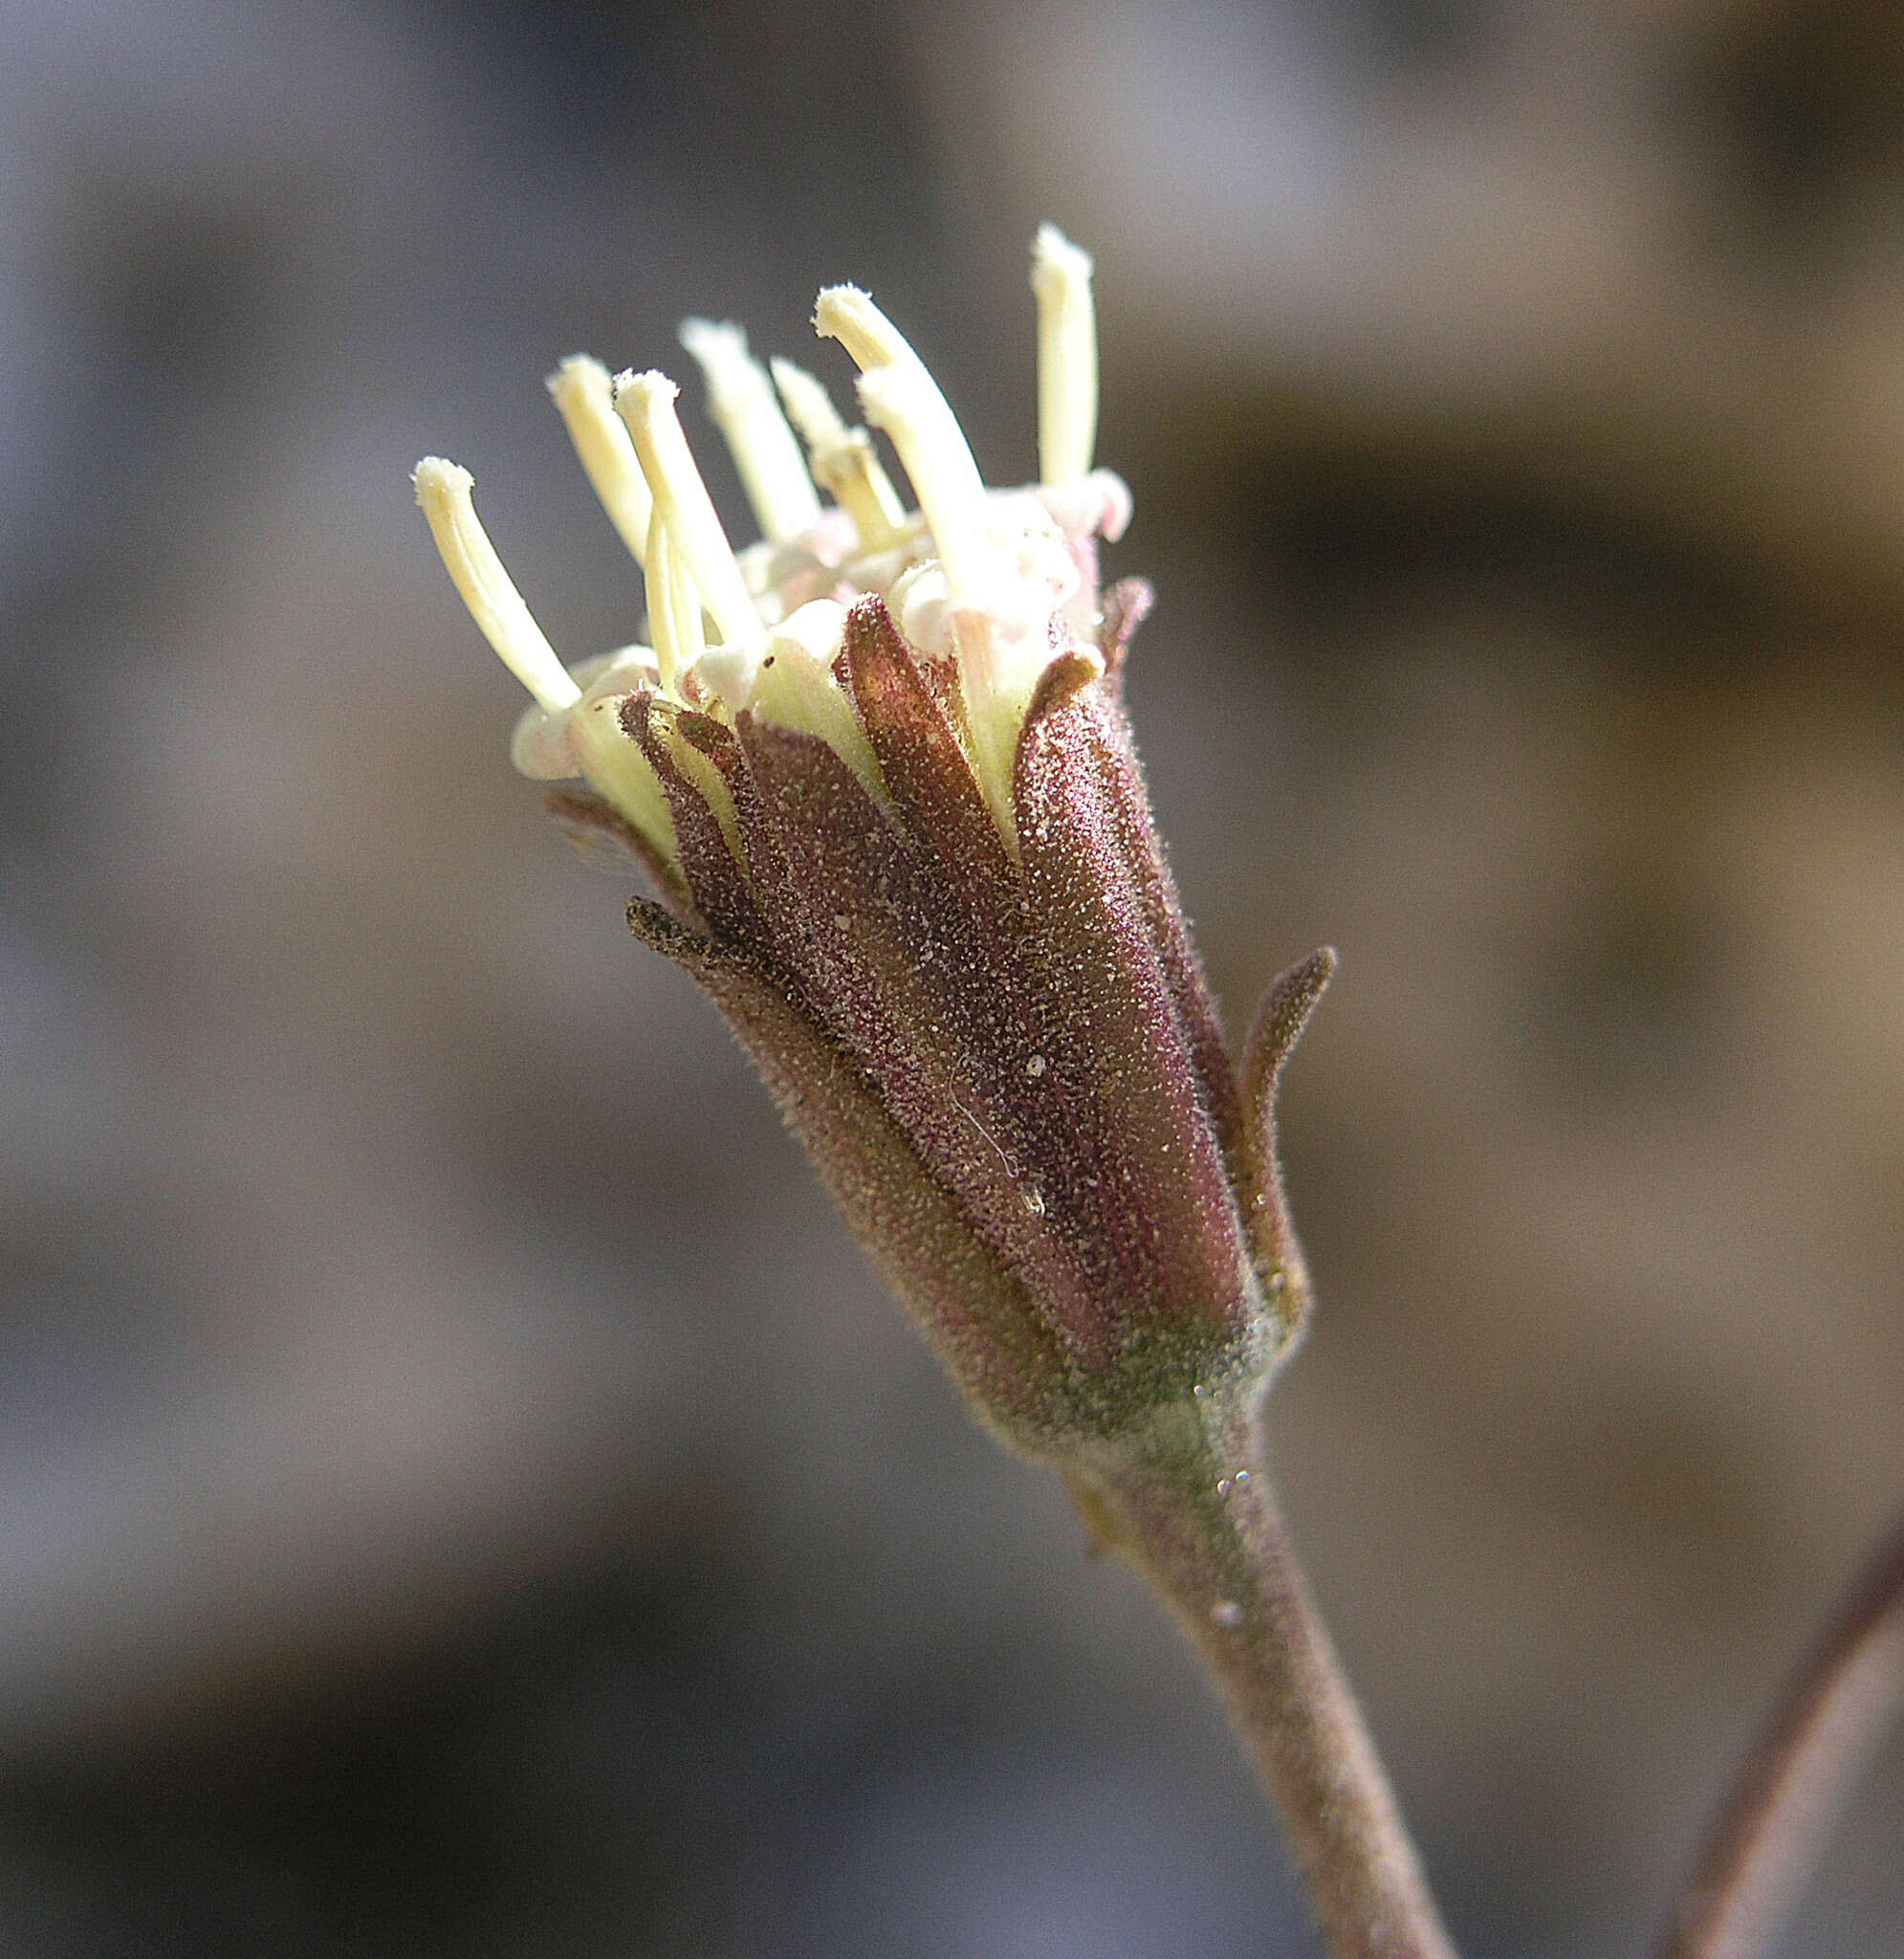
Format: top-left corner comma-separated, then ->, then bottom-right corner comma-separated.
1073,1394 -> 1459,1959
1656,1505 -> 1904,1959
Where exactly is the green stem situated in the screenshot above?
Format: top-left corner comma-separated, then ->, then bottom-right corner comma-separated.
1072,1393 -> 1459,1959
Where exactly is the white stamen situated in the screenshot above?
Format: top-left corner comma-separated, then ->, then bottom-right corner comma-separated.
853,364 -> 992,607
770,356 -> 906,549
413,458 -> 580,713
546,356 -> 654,568
814,286 -> 991,605
614,370 -> 764,652
644,507 -> 706,698
812,282 -> 917,372
768,355 -> 848,447
678,319 -> 822,545
1031,225 -> 1098,486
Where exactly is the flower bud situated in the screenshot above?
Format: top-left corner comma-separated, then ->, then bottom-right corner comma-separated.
418,232 -> 1330,1463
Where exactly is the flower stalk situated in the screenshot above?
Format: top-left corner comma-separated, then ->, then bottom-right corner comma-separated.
1073,1385 -> 1459,1959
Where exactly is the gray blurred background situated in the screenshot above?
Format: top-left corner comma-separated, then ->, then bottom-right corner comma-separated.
2,0 -> 1902,1952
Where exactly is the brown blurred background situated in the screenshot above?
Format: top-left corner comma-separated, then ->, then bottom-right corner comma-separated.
2,0 -> 1902,1952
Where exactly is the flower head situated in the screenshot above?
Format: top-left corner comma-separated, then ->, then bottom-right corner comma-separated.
417,230 -> 1328,1462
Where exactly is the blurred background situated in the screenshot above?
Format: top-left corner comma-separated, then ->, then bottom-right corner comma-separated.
2,0 -> 1902,1952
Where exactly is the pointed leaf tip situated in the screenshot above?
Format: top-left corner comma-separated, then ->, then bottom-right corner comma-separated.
626,894 -> 710,964
1245,945 -> 1337,1119
1240,947 -> 1336,1350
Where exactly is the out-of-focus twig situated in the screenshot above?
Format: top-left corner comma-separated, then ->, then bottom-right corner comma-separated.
1657,1506 -> 1904,1959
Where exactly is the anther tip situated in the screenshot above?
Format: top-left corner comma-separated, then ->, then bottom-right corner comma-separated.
546,353 -> 608,398
1033,223 -> 1094,277
614,367 -> 680,409
412,455 -> 471,504
812,284 -> 868,338
677,317 -> 743,362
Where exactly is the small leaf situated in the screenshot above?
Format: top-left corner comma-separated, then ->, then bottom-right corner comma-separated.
1244,947 -> 1337,1128
1240,947 -> 1337,1342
